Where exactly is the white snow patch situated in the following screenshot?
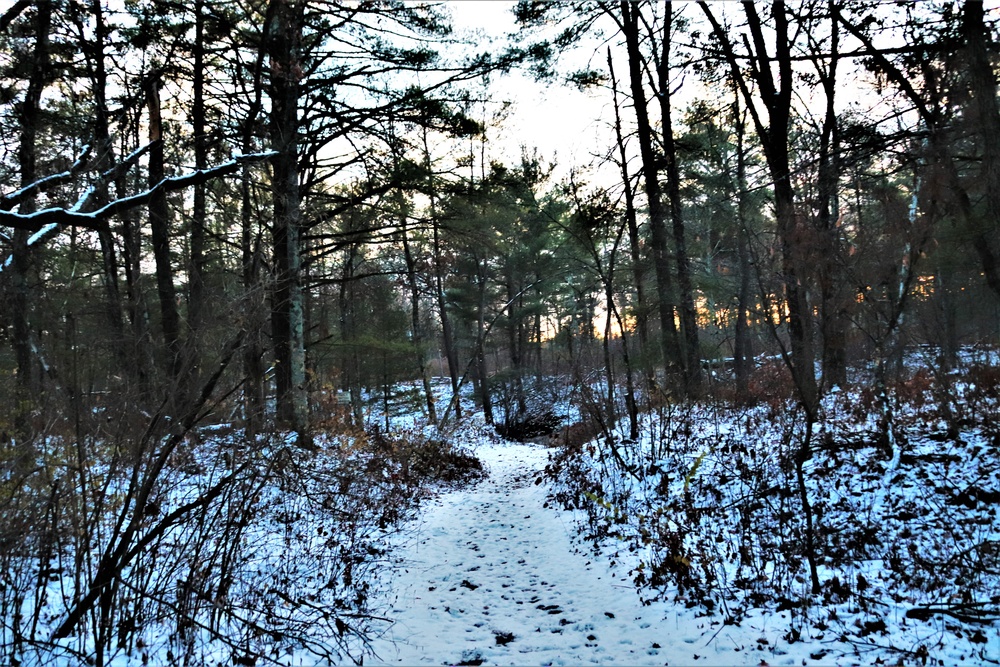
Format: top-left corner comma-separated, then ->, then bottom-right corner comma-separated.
367,438 -> 782,666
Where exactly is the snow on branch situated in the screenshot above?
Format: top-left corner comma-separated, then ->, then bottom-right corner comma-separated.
0,144 -> 92,212
0,151 -> 276,233
105,142 -> 153,182
0,151 -> 276,276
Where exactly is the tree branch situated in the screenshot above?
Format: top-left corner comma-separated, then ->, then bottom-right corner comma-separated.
0,152 -> 276,233
0,0 -> 32,33
0,145 -> 93,212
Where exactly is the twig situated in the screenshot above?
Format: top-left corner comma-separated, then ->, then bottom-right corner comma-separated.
906,603 -> 1000,624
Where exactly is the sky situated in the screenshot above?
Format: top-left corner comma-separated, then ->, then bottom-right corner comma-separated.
440,0 -> 967,192
447,1 -> 615,182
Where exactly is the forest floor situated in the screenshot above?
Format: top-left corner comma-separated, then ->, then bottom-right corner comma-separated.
367,435 -> 839,666
367,438 -> 739,666
363,362 -> 1000,666
17,363 -> 1000,666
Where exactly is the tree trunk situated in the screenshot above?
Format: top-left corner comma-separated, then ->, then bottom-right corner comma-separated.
398,188 -> 437,423
432,215 -> 461,420
601,271 -> 618,432
237,2 -> 268,438
621,0 -> 681,388
475,259 -> 494,425
962,0 -> 1000,302
657,2 -> 702,396
934,271 -> 958,372
339,234 -> 364,428
703,0 -> 818,415
702,0 -> 820,594
119,160 -> 153,393
240,170 -> 265,437
8,0 -> 52,440
762,2 -> 818,418
268,0 -> 308,437
87,0 -> 130,380
516,290 -> 528,415
188,0 -> 208,377
611,296 -> 640,440
421,128 -> 461,421
505,269 -> 527,418
815,2 -> 848,390
146,76 -> 183,382
608,47 -> 653,394
733,94 -> 753,397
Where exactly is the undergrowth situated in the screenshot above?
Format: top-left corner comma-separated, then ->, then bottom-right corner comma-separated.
544,357 -> 1000,662
0,409 -> 485,667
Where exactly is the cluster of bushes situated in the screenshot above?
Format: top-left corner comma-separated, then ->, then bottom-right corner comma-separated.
0,392 -> 485,667
544,353 -> 1000,660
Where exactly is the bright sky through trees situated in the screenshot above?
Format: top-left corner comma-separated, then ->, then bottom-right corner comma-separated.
449,1 -> 611,178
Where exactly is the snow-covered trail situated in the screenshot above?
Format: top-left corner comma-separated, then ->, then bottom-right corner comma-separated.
368,441 -> 763,666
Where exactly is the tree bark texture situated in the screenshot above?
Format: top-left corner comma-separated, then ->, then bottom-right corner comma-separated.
268,0 -> 309,434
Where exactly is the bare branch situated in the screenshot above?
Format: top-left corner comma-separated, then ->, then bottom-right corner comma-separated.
0,0 -> 32,33
0,145 -> 93,212
0,152 -> 276,234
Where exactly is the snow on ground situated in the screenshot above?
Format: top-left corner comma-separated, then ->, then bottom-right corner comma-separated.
367,436 -> 816,666
13,362 -> 998,665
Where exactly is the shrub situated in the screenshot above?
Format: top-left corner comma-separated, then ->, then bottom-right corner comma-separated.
495,410 -> 563,441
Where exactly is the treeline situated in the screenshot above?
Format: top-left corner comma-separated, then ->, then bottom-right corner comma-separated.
0,0 -> 524,444
3,1 -> 998,448
0,1 -> 997,440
